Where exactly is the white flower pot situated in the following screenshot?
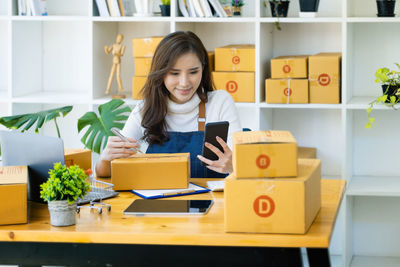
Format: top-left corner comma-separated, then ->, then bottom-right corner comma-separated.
48,200 -> 77,227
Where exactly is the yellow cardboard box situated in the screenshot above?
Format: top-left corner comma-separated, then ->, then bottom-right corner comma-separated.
64,148 -> 92,171
309,53 -> 341,104
271,55 -> 308,79
132,76 -> 147,100
265,79 -> 308,104
208,51 -> 215,71
298,146 -> 317,159
132,36 -> 163,58
225,159 -> 321,234
134,57 -> 152,76
111,153 -> 190,190
233,130 -> 297,178
212,71 -> 255,102
215,44 -> 255,72
0,166 -> 28,225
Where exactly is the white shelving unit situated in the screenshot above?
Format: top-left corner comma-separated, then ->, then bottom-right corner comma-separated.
1,0 -> 400,265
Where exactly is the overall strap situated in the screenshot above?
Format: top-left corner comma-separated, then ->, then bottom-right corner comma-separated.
198,101 -> 206,131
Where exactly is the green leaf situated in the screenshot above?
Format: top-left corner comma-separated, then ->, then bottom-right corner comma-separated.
369,117 -> 375,123
390,96 -> 396,103
382,95 -> 388,102
365,123 -> 371,129
0,106 -> 72,137
77,99 -> 131,154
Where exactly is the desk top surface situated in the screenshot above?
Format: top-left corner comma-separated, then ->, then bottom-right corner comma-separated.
0,179 -> 345,248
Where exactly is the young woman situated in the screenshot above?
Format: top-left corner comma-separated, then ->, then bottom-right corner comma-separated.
96,31 -> 241,178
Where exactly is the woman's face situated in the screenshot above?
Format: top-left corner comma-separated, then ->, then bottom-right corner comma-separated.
163,52 -> 203,104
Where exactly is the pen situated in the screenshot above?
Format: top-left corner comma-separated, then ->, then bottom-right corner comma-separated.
110,127 -> 144,154
163,189 -> 196,196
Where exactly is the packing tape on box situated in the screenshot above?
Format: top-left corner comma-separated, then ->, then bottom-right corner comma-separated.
286,79 -> 291,104
231,48 -> 238,71
257,146 -> 277,177
309,74 -> 340,87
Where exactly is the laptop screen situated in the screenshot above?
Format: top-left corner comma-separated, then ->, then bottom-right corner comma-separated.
0,130 -> 65,202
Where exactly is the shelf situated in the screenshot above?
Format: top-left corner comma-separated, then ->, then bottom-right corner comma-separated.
350,256 -> 400,267
12,91 -> 91,104
175,17 -> 256,23
92,16 -> 171,22
347,97 -> 400,110
259,103 -> 343,109
260,17 -> 343,23
347,17 -> 400,23
11,16 -> 89,21
347,176 -> 400,197
0,91 -> 8,102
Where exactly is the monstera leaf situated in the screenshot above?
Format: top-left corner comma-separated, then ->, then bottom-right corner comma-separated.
0,106 -> 73,138
78,99 -> 131,154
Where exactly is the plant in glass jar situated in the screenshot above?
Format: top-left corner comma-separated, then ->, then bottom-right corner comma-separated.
160,0 -> 170,16
232,0 -> 244,15
365,64 -> 400,128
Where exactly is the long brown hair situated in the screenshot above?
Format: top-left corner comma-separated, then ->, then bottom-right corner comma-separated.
140,31 -> 214,145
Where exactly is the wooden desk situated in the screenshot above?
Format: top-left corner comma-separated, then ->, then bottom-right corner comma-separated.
0,179 -> 345,267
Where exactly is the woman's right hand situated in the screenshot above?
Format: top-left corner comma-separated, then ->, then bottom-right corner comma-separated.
100,136 -> 140,162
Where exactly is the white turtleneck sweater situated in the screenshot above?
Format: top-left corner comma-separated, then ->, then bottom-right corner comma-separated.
121,90 -> 242,153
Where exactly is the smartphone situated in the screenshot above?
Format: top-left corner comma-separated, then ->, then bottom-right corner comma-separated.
201,121 -> 229,166
123,199 -> 214,216
110,127 -> 143,154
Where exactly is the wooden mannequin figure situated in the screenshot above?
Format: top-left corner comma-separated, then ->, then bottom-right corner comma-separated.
105,34 -> 126,98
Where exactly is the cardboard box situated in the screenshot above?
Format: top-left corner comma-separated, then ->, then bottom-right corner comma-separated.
309,53 -> 341,104
134,57 -> 152,76
298,147 -> 317,159
208,51 -> 215,71
0,166 -> 28,225
265,79 -> 308,104
212,71 -> 255,102
271,55 -> 308,79
64,148 -> 92,171
111,153 -> 190,190
132,76 -> 147,100
215,44 -> 255,72
233,131 -> 297,178
225,159 -> 321,234
132,36 -> 163,58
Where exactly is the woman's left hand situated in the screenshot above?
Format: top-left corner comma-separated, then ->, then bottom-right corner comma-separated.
197,136 -> 233,174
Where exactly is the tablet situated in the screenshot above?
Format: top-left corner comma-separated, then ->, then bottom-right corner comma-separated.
123,199 -> 214,216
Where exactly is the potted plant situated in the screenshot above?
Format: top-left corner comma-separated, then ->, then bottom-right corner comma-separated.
376,0 -> 396,17
232,0 -> 244,16
159,0 -> 170,16
40,163 -> 90,227
269,0 -> 290,17
298,0 -> 320,17
365,64 -> 400,128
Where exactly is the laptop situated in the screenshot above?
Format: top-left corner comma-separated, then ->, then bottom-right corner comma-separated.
0,130 -> 65,203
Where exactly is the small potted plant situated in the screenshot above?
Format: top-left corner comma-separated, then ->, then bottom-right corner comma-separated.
232,0 -> 245,16
376,0 -> 396,17
40,163 -> 90,227
365,64 -> 400,128
269,0 -> 290,17
298,0 -> 320,17
160,0 -> 170,16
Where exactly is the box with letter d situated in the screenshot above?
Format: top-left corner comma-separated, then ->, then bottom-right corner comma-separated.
212,72 -> 255,102
233,130 -> 297,178
225,159 -> 321,234
0,166 -> 28,225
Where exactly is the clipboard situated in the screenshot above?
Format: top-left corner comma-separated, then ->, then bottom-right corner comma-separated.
131,183 -> 210,199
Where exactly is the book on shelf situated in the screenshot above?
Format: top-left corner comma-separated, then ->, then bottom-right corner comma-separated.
96,0 -> 110,17
208,0 -> 227,17
192,0 -> 205,17
219,0 -> 232,17
18,0 -> 47,16
200,0 -> 213,17
178,0 -> 190,17
107,0 -> 121,17
187,0 -> 197,17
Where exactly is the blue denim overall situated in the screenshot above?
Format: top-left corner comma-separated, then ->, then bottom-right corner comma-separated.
146,102 -> 226,178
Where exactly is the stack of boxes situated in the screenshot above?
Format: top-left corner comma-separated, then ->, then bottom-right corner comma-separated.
266,53 -> 341,104
212,44 -> 255,102
224,130 -> 322,234
132,37 -> 163,100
